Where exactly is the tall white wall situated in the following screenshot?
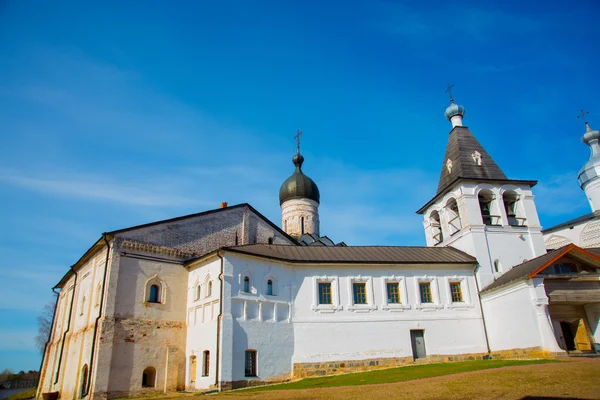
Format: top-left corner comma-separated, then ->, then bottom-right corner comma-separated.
210,254 -> 487,386
481,279 -> 561,352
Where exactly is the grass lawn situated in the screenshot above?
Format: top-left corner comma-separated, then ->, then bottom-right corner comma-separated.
5,388 -> 36,400
238,359 -> 555,392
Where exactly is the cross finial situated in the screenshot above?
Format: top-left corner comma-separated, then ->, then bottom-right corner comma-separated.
445,83 -> 455,103
578,109 -> 590,125
294,129 -> 303,154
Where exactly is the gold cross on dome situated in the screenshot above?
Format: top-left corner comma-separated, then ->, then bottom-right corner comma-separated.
294,129 -> 303,153
445,83 -> 455,103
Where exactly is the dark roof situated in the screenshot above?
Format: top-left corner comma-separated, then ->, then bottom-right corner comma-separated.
417,125 -> 537,214
221,244 -> 477,265
107,203 -> 298,245
542,211 -> 600,233
481,244 -> 600,293
436,126 -> 507,195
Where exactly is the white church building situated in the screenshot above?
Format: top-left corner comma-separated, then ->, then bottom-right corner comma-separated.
37,98 -> 600,400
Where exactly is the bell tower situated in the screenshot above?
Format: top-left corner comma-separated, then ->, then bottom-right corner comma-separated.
417,89 -> 546,288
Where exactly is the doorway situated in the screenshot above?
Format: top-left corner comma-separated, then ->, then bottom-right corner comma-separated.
560,319 -> 592,352
410,330 -> 426,360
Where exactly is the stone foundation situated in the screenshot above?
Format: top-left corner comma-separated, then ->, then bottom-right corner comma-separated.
292,348 -> 559,379
490,346 -> 561,359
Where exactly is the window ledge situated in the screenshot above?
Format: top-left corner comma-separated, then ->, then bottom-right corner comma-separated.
347,304 -> 377,312
238,291 -> 257,297
446,303 -> 474,310
415,304 -> 443,311
311,305 -> 342,313
381,304 -> 411,312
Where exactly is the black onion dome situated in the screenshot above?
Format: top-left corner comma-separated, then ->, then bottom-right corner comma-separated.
279,152 -> 320,205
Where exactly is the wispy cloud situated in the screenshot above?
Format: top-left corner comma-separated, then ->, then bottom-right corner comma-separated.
371,2 -> 545,42
535,173 -> 589,217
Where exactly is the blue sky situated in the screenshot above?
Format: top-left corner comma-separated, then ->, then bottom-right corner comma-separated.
1,0 -> 599,372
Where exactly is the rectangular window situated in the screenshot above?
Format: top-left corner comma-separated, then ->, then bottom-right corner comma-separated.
386,282 -> 400,304
244,350 -> 257,377
318,282 -> 332,305
450,282 -> 463,302
353,282 -> 367,304
419,282 -> 432,303
202,351 -> 210,377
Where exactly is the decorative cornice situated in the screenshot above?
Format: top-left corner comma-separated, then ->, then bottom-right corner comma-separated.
116,238 -> 195,259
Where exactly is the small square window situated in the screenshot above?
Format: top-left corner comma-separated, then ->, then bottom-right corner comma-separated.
450,282 -> 463,302
244,350 -> 257,377
353,282 -> 367,304
318,282 -> 332,305
386,282 -> 400,304
419,282 -> 432,303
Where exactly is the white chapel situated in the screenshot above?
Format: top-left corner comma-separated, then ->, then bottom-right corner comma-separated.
36,96 -> 600,400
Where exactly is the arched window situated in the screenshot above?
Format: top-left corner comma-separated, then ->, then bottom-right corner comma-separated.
478,189 -> 496,226
430,210 -> 443,245
202,350 -> 210,376
494,259 -> 502,273
189,356 -> 197,384
149,285 -> 160,303
80,296 -> 86,316
502,190 -> 524,226
145,276 -> 165,304
95,284 -> 102,308
446,198 -> 462,235
268,237 -> 274,245
243,276 -> 250,293
79,364 -> 88,398
142,366 -> 156,388
206,281 -> 212,297
267,280 -> 273,296
196,284 -> 201,301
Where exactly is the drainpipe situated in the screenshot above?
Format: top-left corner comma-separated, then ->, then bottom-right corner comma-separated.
83,233 -> 112,397
54,265 -> 79,384
36,287 -> 60,396
215,251 -> 225,390
474,264 -> 492,357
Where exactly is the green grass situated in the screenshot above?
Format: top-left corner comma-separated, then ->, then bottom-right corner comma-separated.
238,359 -> 556,392
5,388 -> 36,400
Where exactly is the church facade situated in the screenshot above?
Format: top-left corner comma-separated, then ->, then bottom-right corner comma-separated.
37,99 -> 600,400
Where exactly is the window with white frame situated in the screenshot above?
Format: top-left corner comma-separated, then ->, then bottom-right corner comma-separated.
312,276 -> 341,312
145,276 -> 165,304
206,281 -> 212,297
347,277 -> 376,311
429,210 -> 444,245
502,190 -> 526,227
415,277 -> 442,309
445,198 -> 462,235
195,284 -> 201,301
444,276 -> 472,308
381,276 -> 410,311
264,275 -> 277,296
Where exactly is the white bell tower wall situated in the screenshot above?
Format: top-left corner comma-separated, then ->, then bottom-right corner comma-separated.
421,182 -> 546,288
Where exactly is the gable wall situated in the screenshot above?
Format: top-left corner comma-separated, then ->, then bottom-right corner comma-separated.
116,206 -> 294,256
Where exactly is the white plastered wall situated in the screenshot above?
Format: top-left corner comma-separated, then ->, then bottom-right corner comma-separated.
481,279 -> 562,353
422,183 -> 546,288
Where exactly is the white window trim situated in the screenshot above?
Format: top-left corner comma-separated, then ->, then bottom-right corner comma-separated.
381,276 -> 410,311
264,274 -> 277,297
145,274 -> 166,305
414,276 -> 443,311
311,276 -> 342,313
347,276 -> 377,312
444,276 -> 474,309
239,269 -> 257,296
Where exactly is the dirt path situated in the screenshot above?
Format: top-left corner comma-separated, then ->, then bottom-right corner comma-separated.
216,358 -> 600,400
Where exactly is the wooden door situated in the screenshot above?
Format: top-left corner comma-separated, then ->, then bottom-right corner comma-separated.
574,319 -> 592,351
